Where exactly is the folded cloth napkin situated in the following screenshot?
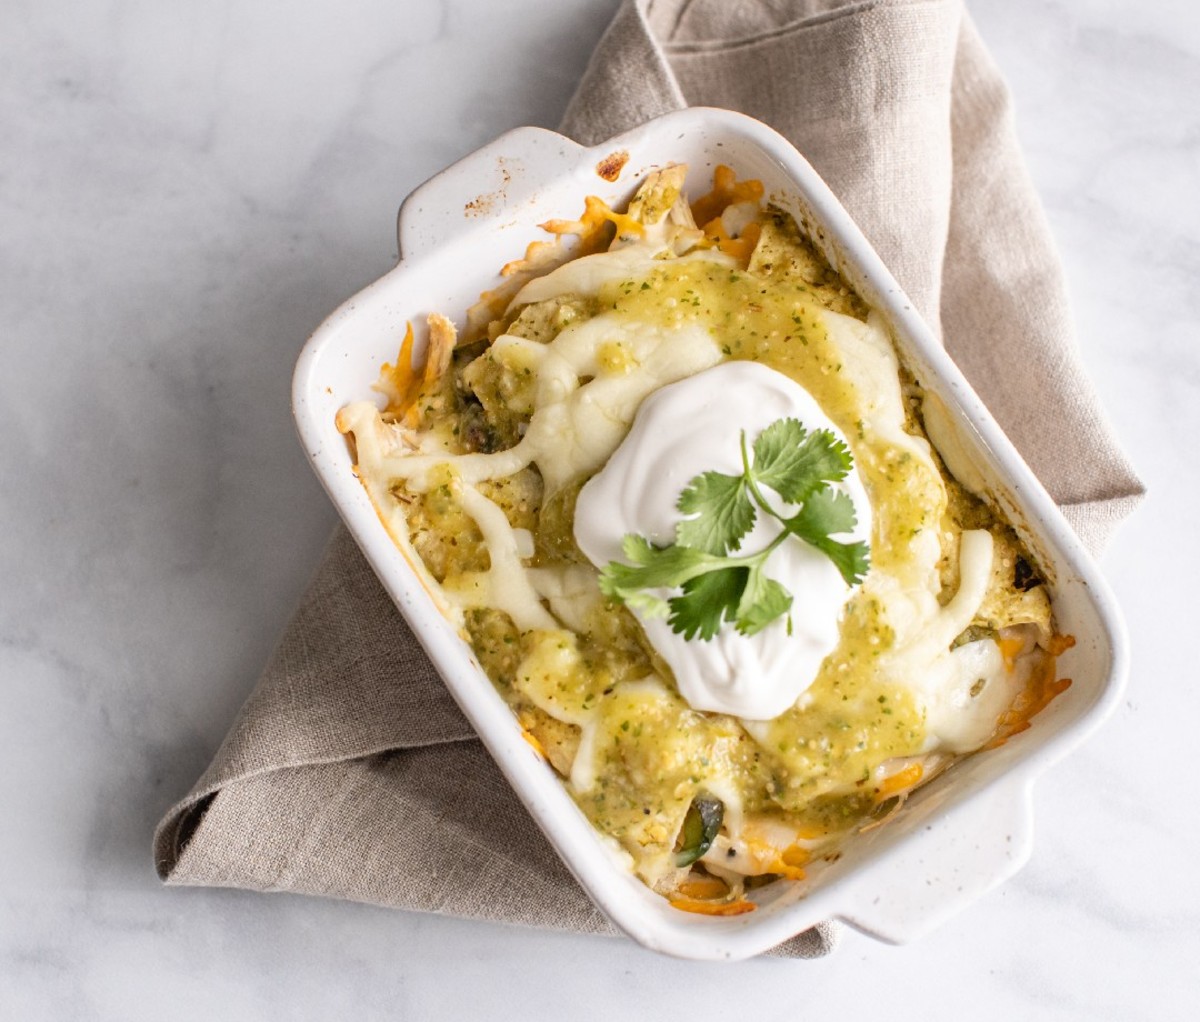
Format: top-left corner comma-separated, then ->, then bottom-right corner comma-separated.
153,0 -> 1144,958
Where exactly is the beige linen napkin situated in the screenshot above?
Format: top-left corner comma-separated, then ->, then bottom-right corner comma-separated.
154,0 -> 1144,958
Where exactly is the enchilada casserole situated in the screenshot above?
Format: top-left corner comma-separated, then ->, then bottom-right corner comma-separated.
336,165 -> 1072,915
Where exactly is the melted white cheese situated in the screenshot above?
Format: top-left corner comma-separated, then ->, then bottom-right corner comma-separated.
509,247 -> 734,312
920,635 -> 1026,753
370,312 -> 723,495
522,314 -> 724,492
450,484 -> 558,632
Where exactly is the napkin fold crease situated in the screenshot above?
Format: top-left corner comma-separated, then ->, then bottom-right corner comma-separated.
153,0 -> 1143,959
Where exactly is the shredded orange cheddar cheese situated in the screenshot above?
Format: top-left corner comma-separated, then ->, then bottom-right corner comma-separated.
876,762 -> 924,801
668,895 -> 757,917
690,164 -> 765,225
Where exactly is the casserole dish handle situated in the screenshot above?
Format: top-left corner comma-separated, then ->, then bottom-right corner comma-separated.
836,776 -> 1035,943
396,127 -> 589,261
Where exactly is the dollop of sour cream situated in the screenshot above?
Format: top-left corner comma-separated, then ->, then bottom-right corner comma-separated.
573,360 -> 871,721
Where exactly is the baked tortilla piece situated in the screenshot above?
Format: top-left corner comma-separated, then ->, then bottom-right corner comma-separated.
337,165 -> 1071,914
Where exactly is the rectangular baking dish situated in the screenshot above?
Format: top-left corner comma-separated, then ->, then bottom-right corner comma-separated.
291,107 -> 1128,959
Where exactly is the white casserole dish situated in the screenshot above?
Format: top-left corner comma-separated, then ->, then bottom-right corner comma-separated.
291,108 -> 1128,959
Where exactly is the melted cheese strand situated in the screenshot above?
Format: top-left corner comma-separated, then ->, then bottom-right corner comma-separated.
569,713 -> 602,795
449,483 -> 558,632
889,529 -> 993,672
380,440 -> 534,493
336,400 -> 461,625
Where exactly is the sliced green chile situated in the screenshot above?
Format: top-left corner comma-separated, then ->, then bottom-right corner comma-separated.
673,796 -> 724,867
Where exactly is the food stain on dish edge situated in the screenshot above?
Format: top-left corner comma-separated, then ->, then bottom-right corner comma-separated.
596,149 -> 630,182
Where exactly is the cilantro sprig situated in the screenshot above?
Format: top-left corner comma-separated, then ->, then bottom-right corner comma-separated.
598,418 -> 870,640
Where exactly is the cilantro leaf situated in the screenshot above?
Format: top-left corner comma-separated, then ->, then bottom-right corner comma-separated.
784,488 -> 870,586
787,486 -> 858,536
676,471 -> 754,553
753,419 -> 852,503
668,567 -> 746,640
735,567 -> 793,636
622,590 -> 671,619
598,535 -> 724,603
810,536 -> 871,587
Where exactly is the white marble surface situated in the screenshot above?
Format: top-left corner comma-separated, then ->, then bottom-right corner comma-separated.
2,0 -> 1196,1017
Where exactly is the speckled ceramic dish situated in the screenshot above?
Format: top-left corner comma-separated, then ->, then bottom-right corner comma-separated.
291,108 -> 1128,959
